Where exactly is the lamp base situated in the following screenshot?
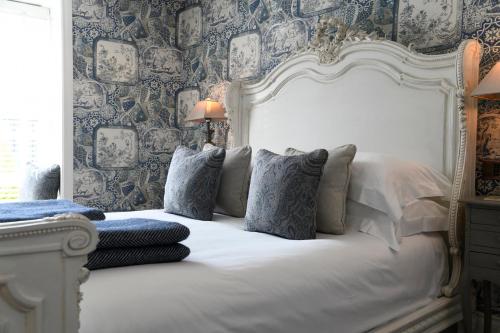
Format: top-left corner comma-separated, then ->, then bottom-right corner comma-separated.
205,119 -> 213,145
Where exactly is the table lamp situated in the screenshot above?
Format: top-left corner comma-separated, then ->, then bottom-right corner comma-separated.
472,61 -> 500,100
472,61 -> 500,199
186,98 -> 227,144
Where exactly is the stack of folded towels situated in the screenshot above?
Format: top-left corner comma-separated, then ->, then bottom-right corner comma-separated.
0,200 -> 191,270
0,199 -> 106,222
87,219 -> 190,270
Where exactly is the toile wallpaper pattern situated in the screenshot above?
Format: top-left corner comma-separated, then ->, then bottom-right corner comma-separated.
73,0 -> 500,212
73,0 -> 204,211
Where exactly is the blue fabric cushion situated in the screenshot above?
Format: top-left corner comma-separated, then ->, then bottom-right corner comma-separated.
244,149 -> 328,240
20,163 -> 60,200
164,146 -> 225,221
0,199 -> 105,222
94,219 -> 190,249
86,244 -> 190,270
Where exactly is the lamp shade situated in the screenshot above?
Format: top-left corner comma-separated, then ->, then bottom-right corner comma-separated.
472,61 -> 500,100
186,98 -> 227,122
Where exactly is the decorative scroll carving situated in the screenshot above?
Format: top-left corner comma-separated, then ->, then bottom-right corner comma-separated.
0,214 -> 96,257
63,229 -> 93,256
308,18 -> 381,64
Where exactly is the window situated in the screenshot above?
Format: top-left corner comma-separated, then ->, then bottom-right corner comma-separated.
0,0 -> 61,201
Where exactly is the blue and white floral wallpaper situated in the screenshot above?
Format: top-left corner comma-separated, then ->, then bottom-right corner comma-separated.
73,0 -> 205,211
73,0 -> 500,212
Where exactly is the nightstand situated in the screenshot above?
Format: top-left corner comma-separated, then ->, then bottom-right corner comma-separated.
463,197 -> 500,333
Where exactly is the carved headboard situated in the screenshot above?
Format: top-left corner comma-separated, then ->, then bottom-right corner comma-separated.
226,39 -> 482,297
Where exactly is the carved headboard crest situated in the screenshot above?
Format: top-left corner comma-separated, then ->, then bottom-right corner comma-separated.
307,18 -> 382,64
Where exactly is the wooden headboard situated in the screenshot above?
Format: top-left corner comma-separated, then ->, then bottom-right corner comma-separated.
226,39 -> 482,297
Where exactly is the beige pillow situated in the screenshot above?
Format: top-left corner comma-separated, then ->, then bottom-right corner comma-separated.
204,144 -> 252,217
285,144 -> 357,234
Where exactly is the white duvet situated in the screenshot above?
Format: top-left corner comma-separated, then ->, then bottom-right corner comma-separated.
80,210 -> 448,333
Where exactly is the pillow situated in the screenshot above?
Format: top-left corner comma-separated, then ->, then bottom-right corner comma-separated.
285,144 -> 357,235
347,199 -> 449,251
19,163 -> 60,200
346,200 -> 401,251
245,149 -> 328,240
349,153 -> 451,222
400,198 -> 449,237
164,146 -> 225,221
203,144 -> 252,217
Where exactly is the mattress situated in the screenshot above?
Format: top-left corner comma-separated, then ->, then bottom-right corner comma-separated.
80,209 -> 448,333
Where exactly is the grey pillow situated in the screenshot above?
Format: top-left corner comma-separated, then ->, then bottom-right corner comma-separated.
203,144 -> 252,217
20,164 -> 60,200
285,145 -> 356,235
245,149 -> 328,240
164,146 -> 225,221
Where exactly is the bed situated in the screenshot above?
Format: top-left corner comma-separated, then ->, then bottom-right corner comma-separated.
81,210 -> 448,333
0,38 -> 482,333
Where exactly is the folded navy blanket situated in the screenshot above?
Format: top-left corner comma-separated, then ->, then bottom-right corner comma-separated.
0,199 -> 105,223
86,244 -> 190,270
94,219 -> 190,249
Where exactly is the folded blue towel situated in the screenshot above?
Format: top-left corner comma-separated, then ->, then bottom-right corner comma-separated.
0,199 -> 105,222
86,244 -> 190,270
94,219 -> 190,249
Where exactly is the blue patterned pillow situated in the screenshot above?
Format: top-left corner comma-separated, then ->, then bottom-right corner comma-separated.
164,146 -> 225,221
245,149 -> 328,240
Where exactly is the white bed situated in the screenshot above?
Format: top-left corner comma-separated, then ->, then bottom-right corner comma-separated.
81,210 -> 448,333
0,38 -> 482,333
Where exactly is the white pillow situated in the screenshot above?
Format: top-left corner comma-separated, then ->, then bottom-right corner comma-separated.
348,153 -> 451,222
347,200 -> 401,251
400,198 -> 449,237
347,199 -> 449,251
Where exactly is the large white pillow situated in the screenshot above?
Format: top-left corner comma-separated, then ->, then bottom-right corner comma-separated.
400,198 -> 449,237
347,199 -> 449,251
348,153 -> 451,222
347,200 -> 401,250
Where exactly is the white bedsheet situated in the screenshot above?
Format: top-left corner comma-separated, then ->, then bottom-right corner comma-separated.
80,210 -> 448,333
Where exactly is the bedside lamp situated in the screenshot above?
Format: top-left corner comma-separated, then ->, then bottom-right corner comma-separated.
472,61 -> 500,184
472,61 -> 500,100
186,98 -> 227,144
